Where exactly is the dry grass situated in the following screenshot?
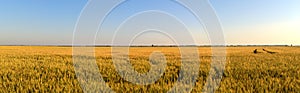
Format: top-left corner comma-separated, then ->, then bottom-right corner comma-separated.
0,46 -> 299,92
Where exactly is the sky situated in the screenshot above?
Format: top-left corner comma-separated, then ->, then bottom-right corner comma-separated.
0,0 -> 299,45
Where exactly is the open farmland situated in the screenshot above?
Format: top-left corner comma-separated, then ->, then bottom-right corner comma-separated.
0,46 -> 299,92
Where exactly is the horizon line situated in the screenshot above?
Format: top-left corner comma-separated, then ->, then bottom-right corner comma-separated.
0,44 -> 299,47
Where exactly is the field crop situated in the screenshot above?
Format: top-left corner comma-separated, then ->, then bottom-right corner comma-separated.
0,46 -> 299,92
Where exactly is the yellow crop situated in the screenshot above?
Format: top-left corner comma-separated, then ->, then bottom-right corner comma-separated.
0,46 -> 299,92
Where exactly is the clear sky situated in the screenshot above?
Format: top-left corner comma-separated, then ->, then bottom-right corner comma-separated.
0,0 -> 299,45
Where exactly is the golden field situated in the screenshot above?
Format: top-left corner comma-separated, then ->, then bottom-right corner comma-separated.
0,46 -> 299,92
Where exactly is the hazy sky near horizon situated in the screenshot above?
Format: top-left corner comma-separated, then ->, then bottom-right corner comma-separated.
0,0 -> 299,45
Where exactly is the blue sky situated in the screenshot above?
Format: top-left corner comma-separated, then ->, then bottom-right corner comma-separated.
0,0 -> 299,45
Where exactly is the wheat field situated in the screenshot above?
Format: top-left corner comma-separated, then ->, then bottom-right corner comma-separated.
0,46 -> 299,92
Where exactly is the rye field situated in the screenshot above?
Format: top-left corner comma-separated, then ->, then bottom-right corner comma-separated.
0,46 -> 299,92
